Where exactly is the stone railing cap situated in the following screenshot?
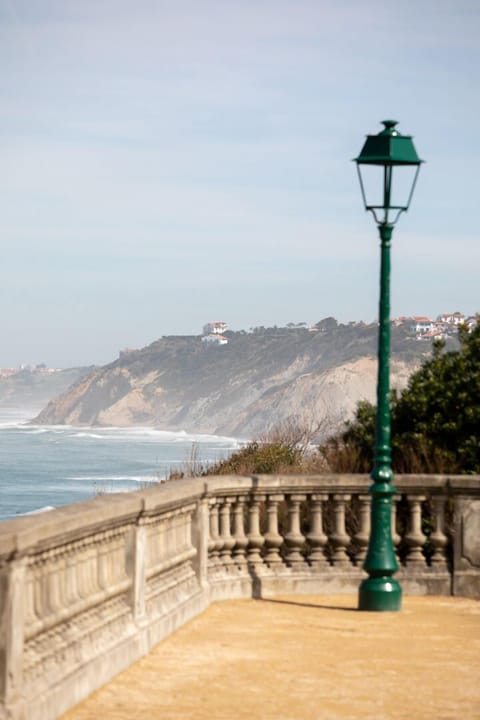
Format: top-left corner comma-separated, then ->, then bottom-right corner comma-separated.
138,476 -> 204,511
448,476 -> 480,493
0,492 -> 143,556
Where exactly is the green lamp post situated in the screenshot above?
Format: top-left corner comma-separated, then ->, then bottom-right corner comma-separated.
354,120 -> 423,611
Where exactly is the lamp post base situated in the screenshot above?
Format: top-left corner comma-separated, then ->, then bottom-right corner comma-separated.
358,576 -> 402,612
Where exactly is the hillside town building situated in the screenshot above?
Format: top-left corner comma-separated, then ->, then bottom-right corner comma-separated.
391,311 -> 476,341
201,334 -> 228,345
438,312 -> 466,325
203,321 -> 227,335
202,321 -> 228,345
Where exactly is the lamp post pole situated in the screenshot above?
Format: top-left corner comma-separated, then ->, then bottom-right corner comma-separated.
354,120 -> 423,611
358,220 -> 401,611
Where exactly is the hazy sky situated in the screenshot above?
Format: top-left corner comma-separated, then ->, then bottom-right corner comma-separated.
1,0 -> 479,367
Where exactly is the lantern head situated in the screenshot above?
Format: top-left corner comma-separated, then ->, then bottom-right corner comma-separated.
355,120 -> 423,225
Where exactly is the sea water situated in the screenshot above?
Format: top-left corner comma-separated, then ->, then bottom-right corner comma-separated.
0,408 -> 241,521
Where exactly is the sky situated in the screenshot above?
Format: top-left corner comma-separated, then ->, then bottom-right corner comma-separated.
1,0 -> 479,367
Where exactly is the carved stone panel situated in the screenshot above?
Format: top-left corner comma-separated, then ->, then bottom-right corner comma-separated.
463,501 -> 480,567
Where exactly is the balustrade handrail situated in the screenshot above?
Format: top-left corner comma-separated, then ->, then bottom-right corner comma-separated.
1,474 -> 478,560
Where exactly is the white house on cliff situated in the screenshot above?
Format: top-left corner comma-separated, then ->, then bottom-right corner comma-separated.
202,321 -> 228,345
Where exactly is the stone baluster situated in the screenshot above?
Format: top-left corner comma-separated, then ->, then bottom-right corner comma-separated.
176,512 -> 184,554
214,504 -> 226,569
106,532 -> 120,587
330,494 -> 352,566
46,551 -> 63,615
284,495 -> 307,569
33,559 -> 47,621
176,512 -> 186,561
65,548 -> 79,606
58,552 -> 69,612
97,534 -> 111,591
192,497 -> 209,589
405,495 -> 427,566
219,498 -> 235,569
163,517 -> 173,562
429,495 -> 448,568
146,523 -> 155,570
306,494 -> 328,568
354,494 -> 371,566
170,514 -> 179,557
182,509 -> 194,554
86,539 -> 99,595
174,512 -> 185,555
40,551 -> 53,618
264,494 -> 284,568
76,541 -> 89,599
157,520 -> 168,567
76,542 -> 88,600
24,567 -> 37,629
113,532 -> 128,592
207,501 -> 220,572
232,495 -> 248,571
247,494 -> 266,571
145,524 -> 155,569
94,534 -> 103,593
99,536 -> 113,589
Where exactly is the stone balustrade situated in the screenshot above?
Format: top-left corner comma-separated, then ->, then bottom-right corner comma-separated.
0,474 -> 479,720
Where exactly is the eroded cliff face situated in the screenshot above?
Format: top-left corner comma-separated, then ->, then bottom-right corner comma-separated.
34,327 -> 424,437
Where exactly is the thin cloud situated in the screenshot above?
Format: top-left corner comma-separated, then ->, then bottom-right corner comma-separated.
0,0 -> 479,365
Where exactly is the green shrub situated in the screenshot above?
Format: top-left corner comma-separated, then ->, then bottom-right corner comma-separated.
322,318 -> 480,474
207,441 -> 302,475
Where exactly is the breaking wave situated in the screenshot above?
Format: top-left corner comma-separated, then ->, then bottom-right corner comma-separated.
66,475 -> 160,483
0,419 -> 240,521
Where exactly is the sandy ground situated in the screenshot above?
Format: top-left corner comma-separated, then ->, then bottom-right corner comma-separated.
62,595 -> 480,720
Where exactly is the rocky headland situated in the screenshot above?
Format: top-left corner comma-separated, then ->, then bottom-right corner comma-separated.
33,323 -> 430,438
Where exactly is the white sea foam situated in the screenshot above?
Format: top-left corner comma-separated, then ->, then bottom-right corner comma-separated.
65,475 -> 160,483
17,424 -> 73,433
62,427 -> 241,446
21,506 -> 55,515
0,420 -> 239,521
0,420 -> 242,446
0,421 -> 30,429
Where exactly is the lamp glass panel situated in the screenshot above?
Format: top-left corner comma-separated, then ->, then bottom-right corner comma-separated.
389,164 -> 419,210
359,163 -> 419,212
358,164 -> 384,209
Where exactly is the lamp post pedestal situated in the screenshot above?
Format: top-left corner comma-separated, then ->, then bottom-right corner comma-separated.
358,222 -> 401,612
358,492 -> 401,611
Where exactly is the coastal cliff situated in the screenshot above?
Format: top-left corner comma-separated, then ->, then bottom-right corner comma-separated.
34,324 -> 426,437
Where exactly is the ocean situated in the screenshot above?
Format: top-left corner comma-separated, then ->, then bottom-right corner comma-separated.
0,408 -> 241,522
